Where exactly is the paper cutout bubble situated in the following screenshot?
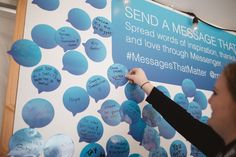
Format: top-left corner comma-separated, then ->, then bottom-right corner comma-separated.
149,147 -> 168,157
32,0 -> 59,11
31,65 -> 61,93
86,0 -> 107,9
8,39 -> 41,67
8,128 -> 44,157
158,118 -> 176,139
106,135 -> 130,157
129,153 -> 143,157
62,50 -> 88,75
182,78 -> 196,97
191,144 -> 206,157
31,24 -> 57,49
67,8 -> 91,31
128,119 -> 146,144
80,143 -> 106,157
142,104 -> 162,127
98,99 -> 121,126
142,126 -> 160,152
174,93 -> 189,110
86,75 -> 110,102
83,38 -> 107,62
92,16 -> 111,37
77,116 -> 103,143
22,98 -> 54,128
44,134 -> 74,157
125,83 -> 145,103
120,100 -> 141,124
193,90 -> 208,110
63,86 -> 90,116
170,140 -> 187,157
107,63 -> 128,88
55,27 -> 81,52
156,85 -> 171,98
187,101 -> 202,120
200,115 -> 209,124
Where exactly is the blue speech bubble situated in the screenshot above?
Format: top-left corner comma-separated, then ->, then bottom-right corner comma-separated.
32,0 -> 59,11
86,0 -> 107,9
149,147 -> 168,157
156,85 -> 171,98
31,24 -> 57,49
31,65 -> 61,93
80,143 -> 106,157
22,98 -> 54,128
44,134 -> 74,157
86,75 -> 110,102
92,16 -> 111,38
107,63 -> 128,88
62,50 -> 88,75
128,119 -> 146,144
8,39 -> 42,67
191,144 -> 206,157
182,79 -> 196,97
142,126 -> 160,152
55,27 -> 81,52
63,86 -> 90,116
67,8 -> 91,31
125,83 -> 145,103
200,115 -> 209,124
120,100 -> 141,124
158,118 -> 176,139
187,101 -> 202,120
129,154 -> 143,157
9,128 -> 44,157
193,90 -> 208,110
142,104 -> 162,127
77,116 -> 104,143
174,93 -> 189,110
170,140 -> 187,157
98,99 -> 121,126
106,135 -> 130,157
83,38 -> 107,62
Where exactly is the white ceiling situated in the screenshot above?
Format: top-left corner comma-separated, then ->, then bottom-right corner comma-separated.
153,0 -> 236,32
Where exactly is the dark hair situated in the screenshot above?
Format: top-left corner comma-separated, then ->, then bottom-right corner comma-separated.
223,62 -> 236,101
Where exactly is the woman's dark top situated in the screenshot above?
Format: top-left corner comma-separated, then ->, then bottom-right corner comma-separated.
146,87 -> 225,157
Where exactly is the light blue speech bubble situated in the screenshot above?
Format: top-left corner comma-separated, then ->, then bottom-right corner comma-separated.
142,104 -> 162,127
129,153 -> 143,157
106,135 -> 130,157
191,144 -> 206,157
98,99 -> 121,126
55,27 -> 81,52
149,147 -> 168,157
9,128 -> 44,157
22,98 -> 54,128
92,16 -> 111,38
193,90 -> 208,110
32,0 -> 59,11
125,83 -> 145,103
80,143 -> 106,157
86,0 -> 107,9
63,86 -> 90,116
67,8 -> 91,31
83,38 -> 107,62
107,63 -> 128,88
174,93 -> 189,110
158,118 -> 176,139
120,100 -> 141,124
44,134 -> 74,157
31,24 -> 57,49
77,116 -> 104,143
128,119 -> 147,144
31,65 -> 61,93
8,39 -> 42,67
182,78 -> 196,97
62,50 -> 88,75
187,101 -> 202,120
142,126 -> 160,152
156,85 -> 171,98
200,115 -> 209,124
170,140 -> 187,157
86,75 -> 110,102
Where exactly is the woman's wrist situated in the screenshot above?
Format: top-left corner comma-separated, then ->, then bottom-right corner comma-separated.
140,81 -> 150,89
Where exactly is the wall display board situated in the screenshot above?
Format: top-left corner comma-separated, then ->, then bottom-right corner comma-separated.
3,0 -> 236,156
